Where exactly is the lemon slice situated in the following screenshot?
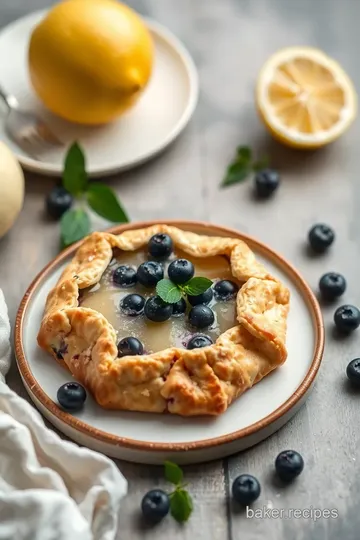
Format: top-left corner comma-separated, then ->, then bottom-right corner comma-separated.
256,47 -> 357,149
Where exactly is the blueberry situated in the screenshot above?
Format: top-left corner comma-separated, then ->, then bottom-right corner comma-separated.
187,334 -> 213,349
57,382 -> 86,411
120,294 -> 145,316
144,296 -> 173,322
214,280 -> 239,301
148,233 -> 173,260
172,297 -> 187,316
334,305 -> 360,333
137,261 -> 164,288
188,287 -> 213,306
308,224 -> 335,252
168,259 -> 195,285
346,359 -> 360,387
188,305 -> 215,329
46,186 -> 73,219
117,337 -> 144,357
141,489 -> 170,523
275,450 -> 304,482
319,272 -> 346,300
232,474 -> 261,506
255,168 -> 280,198
113,265 -> 137,288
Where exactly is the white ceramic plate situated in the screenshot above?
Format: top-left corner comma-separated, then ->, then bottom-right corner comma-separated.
15,221 -> 324,464
0,11 -> 198,177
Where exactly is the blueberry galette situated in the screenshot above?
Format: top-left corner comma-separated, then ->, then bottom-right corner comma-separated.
37,225 -> 290,416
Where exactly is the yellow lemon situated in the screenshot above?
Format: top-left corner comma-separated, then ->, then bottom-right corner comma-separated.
256,47 -> 357,149
29,0 -> 154,125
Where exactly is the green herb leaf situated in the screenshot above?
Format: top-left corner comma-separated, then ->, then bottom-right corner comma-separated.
61,209 -> 91,247
236,145 -> 252,162
156,279 -> 182,304
253,156 -> 270,171
170,489 -> 193,523
222,161 -> 252,187
87,183 -> 129,223
183,277 -> 212,296
63,142 -> 88,196
164,461 -> 183,485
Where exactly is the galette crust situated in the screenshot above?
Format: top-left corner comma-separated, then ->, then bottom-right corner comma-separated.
37,225 -> 290,416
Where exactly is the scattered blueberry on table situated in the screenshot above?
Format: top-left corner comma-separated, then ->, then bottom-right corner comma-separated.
346,359 -> 360,387
319,272 -> 346,300
308,223 -> 335,252
232,474 -> 261,505
254,168 -> 280,198
46,186 -> 73,219
57,382 -> 86,412
275,450 -> 304,482
334,305 -> 360,333
141,489 -> 170,523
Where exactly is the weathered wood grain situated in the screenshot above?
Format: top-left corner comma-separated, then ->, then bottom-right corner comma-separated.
1,0 -> 360,539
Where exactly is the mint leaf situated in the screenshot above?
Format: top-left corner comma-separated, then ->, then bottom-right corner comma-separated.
236,145 -> 252,162
87,183 -> 129,223
183,277 -> 212,296
170,489 -> 193,523
156,279 -> 182,304
253,156 -> 269,171
63,142 -> 87,196
164,461 -> 183,485
61,209 -> 90,247
222,161 -> 251,187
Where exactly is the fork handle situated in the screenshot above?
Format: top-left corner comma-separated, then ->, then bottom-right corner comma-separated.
0,84 -> 18,109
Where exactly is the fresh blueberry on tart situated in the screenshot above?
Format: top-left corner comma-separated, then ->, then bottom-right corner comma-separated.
148,233 -> 173,260
145,296 -> 173,322
113,265 -> 137,288
188,305 -> 215,329
213,280 -> 238,301
120,294 -> 145,316
118,337 -> 144,357
168,259 -> 195,285
187,287 -> 213,306
187,334 -> 213,349
57,382 -> 86,411
137,261 -> 164,288
172,297 -> 187,316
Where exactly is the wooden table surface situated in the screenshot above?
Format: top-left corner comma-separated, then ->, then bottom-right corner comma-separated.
1,1 -> 360,539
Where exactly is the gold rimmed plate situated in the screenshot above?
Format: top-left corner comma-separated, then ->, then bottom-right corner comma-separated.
15,221 -> 324,464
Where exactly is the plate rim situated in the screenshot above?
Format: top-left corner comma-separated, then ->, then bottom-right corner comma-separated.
15,220 -> 324,452
0,10 -> 199,177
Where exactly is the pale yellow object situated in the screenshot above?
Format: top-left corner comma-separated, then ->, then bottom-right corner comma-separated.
28,0 -> 154,125
256,47 -> 357,149
0,143 -> 24,237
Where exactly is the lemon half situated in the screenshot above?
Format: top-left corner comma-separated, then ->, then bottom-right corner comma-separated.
256,47 -> 357,149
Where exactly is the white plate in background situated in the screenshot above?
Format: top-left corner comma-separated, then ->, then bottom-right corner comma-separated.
0,11 -> 198,176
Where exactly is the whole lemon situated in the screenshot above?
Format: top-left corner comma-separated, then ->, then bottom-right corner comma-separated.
29,0 -> 154,125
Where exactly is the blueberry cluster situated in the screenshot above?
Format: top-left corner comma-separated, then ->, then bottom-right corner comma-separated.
112,233 -> 239,356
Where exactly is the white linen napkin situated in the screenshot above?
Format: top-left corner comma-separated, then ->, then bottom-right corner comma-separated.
0,290 -> 127,540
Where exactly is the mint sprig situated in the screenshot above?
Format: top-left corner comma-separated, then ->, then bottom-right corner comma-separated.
164,461 -> 193,523
221,145 -> 269,187
60,142 -> 130,247
156,276 -> 212,304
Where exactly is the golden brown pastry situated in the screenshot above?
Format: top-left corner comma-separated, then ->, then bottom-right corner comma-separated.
38,225 -> 290,416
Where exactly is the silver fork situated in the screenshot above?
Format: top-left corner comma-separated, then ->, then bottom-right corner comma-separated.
0,84 -> 64,158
